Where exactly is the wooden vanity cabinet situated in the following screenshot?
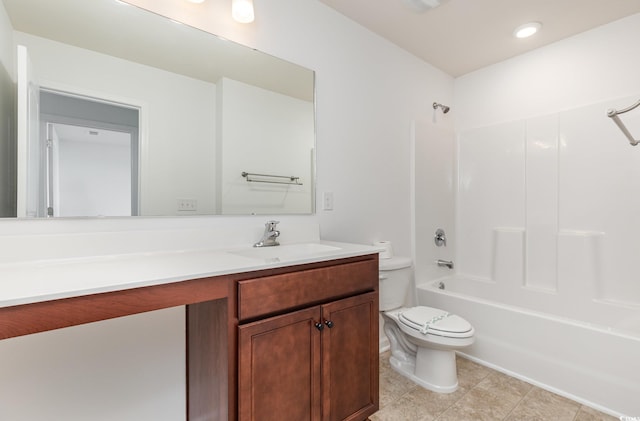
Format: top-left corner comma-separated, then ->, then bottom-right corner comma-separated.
237,256 -> 379,421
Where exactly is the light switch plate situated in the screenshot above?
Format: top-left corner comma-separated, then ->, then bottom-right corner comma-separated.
322,192 -> 334,211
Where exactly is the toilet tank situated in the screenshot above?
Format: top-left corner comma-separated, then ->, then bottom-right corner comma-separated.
379,256 -> 413,311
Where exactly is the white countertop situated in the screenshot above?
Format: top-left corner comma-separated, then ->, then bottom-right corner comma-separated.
0,241 -> 380,309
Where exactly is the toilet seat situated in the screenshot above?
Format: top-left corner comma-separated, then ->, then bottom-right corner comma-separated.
399,306 -> 473,339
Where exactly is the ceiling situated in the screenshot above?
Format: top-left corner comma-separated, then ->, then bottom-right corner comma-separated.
318,0 -> 640,77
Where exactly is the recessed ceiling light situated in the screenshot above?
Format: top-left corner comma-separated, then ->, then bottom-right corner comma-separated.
187,0 -> 206,3
404,0 -> 447,13
514,22 -> 542,39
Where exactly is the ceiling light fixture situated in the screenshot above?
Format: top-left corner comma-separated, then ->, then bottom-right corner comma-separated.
232,0 -> 255,23
514,22 -> 542,39
404,0 -> 447,13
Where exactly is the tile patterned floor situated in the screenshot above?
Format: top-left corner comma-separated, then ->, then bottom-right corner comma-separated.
371,352 -> 618,421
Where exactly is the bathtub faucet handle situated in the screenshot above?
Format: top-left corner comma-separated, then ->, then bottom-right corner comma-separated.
434,228 -> 447,247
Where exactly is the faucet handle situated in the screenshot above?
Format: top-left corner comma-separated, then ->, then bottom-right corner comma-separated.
266,220 -> 280,229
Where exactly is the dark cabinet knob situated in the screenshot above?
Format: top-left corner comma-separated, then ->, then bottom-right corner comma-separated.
315,322 -> 324,331
324,320 -> 334,328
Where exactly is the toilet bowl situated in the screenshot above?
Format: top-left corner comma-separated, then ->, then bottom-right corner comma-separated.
379,257 -> 474,393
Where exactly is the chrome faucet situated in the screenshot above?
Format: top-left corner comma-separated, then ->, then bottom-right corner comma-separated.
254,220 -> 280,247
436,259 -> 454,269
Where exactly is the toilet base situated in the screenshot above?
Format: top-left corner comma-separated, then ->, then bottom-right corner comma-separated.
382,309 -> 470,394
388,347 -> 459,394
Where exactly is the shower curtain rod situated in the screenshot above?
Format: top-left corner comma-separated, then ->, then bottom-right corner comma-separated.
607,99 -> 640,146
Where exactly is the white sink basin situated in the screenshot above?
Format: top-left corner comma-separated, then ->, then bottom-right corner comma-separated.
229,243 -> 342,262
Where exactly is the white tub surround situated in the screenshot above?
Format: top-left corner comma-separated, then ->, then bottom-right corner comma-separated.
454,96 -> 640,332
433,95 -> 640,417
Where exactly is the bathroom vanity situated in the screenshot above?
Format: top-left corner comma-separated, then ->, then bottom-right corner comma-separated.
0,242 -> 379,421
236,257 -> 379,421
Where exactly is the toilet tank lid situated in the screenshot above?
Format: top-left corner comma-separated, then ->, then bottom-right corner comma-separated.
379,256 -> 412,270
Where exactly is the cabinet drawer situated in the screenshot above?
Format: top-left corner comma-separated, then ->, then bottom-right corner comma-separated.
238,259 -> 377,321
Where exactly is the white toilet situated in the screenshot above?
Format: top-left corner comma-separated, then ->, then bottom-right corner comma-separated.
379,257 -> 474,393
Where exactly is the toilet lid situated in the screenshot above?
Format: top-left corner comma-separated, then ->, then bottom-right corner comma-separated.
399,306 -> 473,338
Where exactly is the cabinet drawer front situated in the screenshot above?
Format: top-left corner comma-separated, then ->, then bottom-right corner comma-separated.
238,259 -> 377,321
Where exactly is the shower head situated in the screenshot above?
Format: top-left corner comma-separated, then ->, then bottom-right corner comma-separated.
433,102 -> 450,114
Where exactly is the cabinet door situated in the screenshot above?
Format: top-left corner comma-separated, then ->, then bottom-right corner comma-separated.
238,306 -> 322,421
321,292 -> 379,421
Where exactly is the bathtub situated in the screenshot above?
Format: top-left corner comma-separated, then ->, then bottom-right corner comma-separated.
417,276 -> 640,417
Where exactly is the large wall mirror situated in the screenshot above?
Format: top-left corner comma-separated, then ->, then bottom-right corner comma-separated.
0,0 -> 315,218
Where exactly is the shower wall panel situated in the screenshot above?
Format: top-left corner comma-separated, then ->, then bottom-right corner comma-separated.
457,122 -> 525,280
559,99 -> 640,305
456,95 -> 640,322
524,115 -> 559,292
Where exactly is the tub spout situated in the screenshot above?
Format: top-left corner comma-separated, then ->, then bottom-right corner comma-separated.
436,259 -> 454,269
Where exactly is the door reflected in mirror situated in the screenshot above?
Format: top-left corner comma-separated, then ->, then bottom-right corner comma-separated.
40,91 -> 140,218
0,0 -> 315,218
49,121 -> 136,217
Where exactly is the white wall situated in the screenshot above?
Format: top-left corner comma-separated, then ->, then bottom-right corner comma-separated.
454,13 -> 640,130
217,78 -> 314,214
0,1 -> 453,420
14,32 -> 217,216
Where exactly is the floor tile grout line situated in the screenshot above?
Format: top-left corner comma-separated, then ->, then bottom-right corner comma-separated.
433,382 -> 472,421
433,360 -> 492,420
571,408 -> 580,421
501,385 -> 535,420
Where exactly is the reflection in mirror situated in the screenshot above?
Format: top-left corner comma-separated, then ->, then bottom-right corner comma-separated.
40,90 -> 140,218
0,0 -> 315,218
